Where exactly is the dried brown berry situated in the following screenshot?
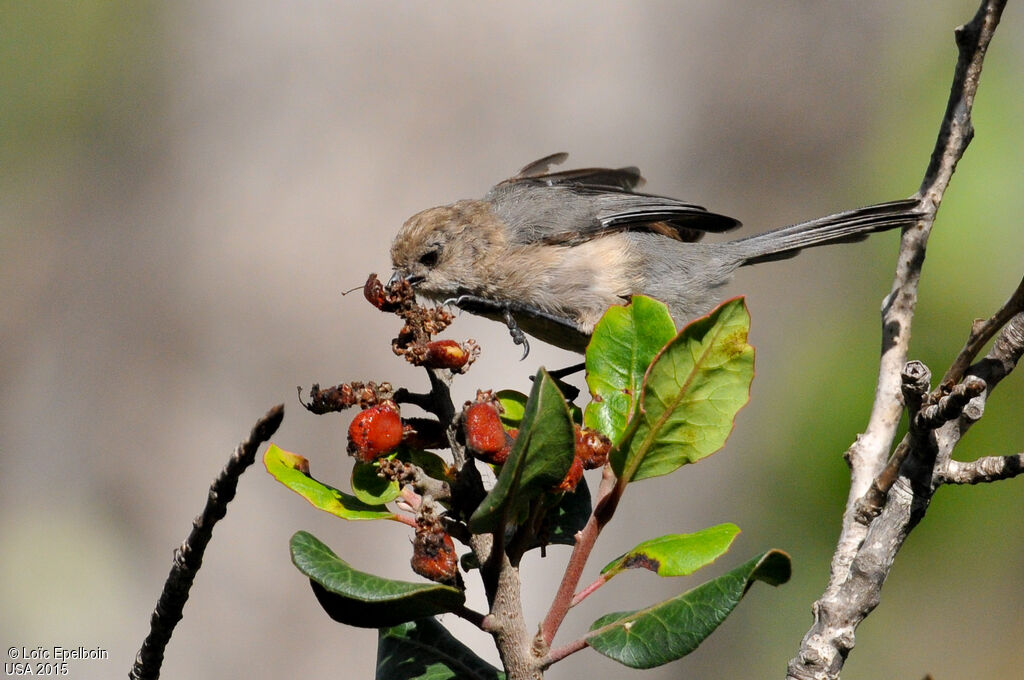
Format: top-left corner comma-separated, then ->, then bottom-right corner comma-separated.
363,272 -> 415,312
347,401 -> 403,462
411,526 -> 458,583
554,455 -> 584,493
300,381 -> 394,414
463,401 -> 511,463
422,339 -> 478,372
363,273 -> 389,310
575,426 -> 612,470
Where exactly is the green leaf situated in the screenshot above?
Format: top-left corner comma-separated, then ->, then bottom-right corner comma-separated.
587,550 -> 791,669
542,478 -> 592,547
503,478 -> 593,563
377,618 -> 505,680
584,296 -> 677,444
398,446 -> 452,483
264,444 -> 395,520
601,523 -> 740,578
351,460 -> 401,505
495,389 -> 528,428
468,370 -> 575,533
612,297 -> 754,483
290,531 -> 465,628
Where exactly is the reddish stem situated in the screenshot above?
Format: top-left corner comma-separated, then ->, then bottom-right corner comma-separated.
538,466 -> 619,648
570,573 -> 609,607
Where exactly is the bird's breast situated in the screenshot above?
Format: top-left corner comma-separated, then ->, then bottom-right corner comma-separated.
485,233 -> 643,330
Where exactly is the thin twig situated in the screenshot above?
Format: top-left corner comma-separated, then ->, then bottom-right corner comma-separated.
570,573 -> 609,608
941,274 -> 1024,388
541,636 -> 590,669
936,454 -> 1024,484
130,404 -> 284,680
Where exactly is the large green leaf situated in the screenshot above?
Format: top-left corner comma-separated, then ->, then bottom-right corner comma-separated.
290,531 -> 465,628
612,297 -> 754,483
468,370 -> 575,533
601,523 -> 740,578
587,550 -> 791,668
376,618 -> 505,680
584,296 -> 677,444
264,444 -> 395,520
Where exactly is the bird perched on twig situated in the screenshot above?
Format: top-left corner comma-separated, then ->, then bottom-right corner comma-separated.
390,153 -> 920,356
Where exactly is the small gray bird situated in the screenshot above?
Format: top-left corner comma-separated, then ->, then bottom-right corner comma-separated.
390,153 -> 920,355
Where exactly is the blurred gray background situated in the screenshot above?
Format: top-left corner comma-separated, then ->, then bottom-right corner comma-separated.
2,2 -> 1022,678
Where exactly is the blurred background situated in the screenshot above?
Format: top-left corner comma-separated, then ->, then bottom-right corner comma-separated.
2,2 -> 1022,678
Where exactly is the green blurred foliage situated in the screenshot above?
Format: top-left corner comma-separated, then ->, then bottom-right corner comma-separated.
0,1 -> 161,208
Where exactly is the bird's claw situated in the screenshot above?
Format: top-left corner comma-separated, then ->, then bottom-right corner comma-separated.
503,309 -> 530,360
441,296 -> 531,359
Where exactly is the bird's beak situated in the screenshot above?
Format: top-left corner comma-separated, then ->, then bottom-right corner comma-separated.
390,270 -> 424,287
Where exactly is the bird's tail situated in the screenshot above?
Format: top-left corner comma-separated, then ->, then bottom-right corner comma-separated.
728,198 -> 922,266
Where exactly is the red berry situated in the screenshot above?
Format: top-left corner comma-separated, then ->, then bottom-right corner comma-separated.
575,426 -> 612,470
347,401 -> 403,462
464,402 -> 510,463
554,455 -> 584,493
491,428 -> 516,465
411,527 -> 458,583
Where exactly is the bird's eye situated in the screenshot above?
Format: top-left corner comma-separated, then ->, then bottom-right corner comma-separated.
419,249 -> 440,267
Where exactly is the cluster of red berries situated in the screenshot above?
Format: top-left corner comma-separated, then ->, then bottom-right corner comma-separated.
363,273 -> 479,373
336,273 -> 617,585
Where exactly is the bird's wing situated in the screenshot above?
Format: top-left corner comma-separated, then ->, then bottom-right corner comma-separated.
508,152 -> 645,192
489,154 -> 741,245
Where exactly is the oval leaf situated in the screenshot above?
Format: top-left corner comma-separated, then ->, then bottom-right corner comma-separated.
542,478 -> 592,547
613,297 -> 754,483
495,389 -> 529,428
468,370 -> 575,533
291,531 -> 465,628
377,618 -> 505,680
403,447 -> 453,482
587,549 -> 791,668
584,296 -> 677,444
351,461 -> 401,505
601,523 -> 740,578
264,444 -> 395,520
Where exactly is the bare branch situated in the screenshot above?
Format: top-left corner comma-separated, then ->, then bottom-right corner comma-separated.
932,312 -> 1024,468
787,2 -> 1007,678
131,404 -> 285,680
916,375 -> 986,429
937,454 -> 1024,485
941,274 -> 1024,387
